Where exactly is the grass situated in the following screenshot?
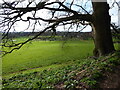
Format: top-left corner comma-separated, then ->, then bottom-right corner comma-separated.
2,52 -> 120,88
2,39 -> 94,75
2,37 -> 120,88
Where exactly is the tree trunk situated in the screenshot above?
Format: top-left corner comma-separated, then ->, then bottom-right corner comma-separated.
92,1 -> 115,57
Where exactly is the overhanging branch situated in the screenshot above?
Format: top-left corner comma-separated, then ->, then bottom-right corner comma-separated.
1,22 -> 59,56
27,14 -> 92,23
1,0 -> 93,56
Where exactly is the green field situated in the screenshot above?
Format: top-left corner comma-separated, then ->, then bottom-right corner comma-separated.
2,38 -> 120,88
2,39 -> 94,75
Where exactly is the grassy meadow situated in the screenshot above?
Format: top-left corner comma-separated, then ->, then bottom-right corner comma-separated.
2,38 -> 94,75
2,37 -> 120,88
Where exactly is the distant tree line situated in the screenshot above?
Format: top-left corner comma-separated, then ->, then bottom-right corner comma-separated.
4,29 -> 120,41
5,31 -> 93,40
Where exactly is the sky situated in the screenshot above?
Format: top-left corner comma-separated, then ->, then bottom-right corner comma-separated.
0,0 -> 120,32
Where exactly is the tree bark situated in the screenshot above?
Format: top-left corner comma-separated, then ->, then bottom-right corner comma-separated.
91,1 -> 115,57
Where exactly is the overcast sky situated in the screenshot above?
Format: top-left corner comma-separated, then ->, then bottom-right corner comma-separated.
0,0 -> 119,32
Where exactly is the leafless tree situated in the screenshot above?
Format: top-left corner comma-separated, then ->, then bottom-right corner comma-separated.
0,0 -> 119,57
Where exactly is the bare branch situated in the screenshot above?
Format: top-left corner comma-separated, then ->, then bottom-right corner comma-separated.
0,0 -> 93,55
